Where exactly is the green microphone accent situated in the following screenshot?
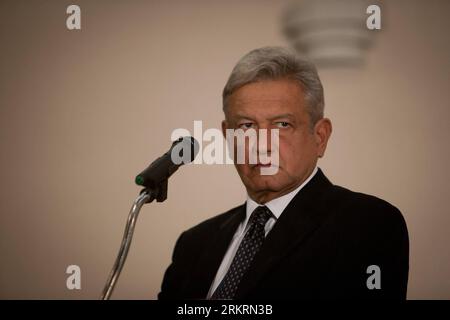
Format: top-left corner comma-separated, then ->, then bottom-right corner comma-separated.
135,175 -> 144,186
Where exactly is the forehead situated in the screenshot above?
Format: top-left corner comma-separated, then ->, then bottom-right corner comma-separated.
227,79 -> 306,117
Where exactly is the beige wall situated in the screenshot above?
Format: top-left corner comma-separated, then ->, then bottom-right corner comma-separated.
0,0 -> 449,299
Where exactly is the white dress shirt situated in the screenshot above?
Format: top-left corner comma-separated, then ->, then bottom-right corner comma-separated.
207,166 -> 318,298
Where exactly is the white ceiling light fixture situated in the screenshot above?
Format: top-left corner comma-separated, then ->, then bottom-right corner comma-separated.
282,0 -> 379,67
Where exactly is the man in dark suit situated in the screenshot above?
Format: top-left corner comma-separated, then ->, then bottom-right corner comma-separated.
158,46 -> 409,300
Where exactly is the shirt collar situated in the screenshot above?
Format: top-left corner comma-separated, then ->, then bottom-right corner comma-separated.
245,166 -> 318,225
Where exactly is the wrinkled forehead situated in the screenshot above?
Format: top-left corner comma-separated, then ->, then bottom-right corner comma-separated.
226,80 -> 307,120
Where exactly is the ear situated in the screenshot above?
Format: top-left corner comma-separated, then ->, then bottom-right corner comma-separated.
314,118 -> 332,158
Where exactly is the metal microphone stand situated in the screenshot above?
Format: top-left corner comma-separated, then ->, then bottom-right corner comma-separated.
100,180 -> 168,300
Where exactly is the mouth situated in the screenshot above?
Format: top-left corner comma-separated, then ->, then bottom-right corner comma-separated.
254,163 -> 272,168
251,161 -> 277,169
249,162 -> 280,175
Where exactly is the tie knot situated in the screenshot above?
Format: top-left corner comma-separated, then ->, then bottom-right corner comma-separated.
249,206 -> 273,227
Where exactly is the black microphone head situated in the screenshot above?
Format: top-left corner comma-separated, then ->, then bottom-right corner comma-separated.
171,136 -> 200,164
135,136 -> 199,188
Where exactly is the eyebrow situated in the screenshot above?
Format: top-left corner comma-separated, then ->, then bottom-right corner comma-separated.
233,113 -> 296,122
234,114 -> 256,121
267,113 -> 296,121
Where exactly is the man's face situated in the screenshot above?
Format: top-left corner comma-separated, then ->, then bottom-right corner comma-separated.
222,78 -> 331,203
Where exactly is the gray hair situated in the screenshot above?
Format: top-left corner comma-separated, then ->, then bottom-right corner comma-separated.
223,46 -> 325,126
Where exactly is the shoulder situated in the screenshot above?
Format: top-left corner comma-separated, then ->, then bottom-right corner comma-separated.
331,184 -> 399,210
175,204 -> 244,247
327,184 -> 408,237
188,204 -> 243,233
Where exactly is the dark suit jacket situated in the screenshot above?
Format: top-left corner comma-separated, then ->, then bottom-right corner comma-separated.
158,169 -> 409,299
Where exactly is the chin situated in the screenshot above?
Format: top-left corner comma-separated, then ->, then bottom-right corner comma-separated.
240,166 -> 292,193
246,175 -> 287,194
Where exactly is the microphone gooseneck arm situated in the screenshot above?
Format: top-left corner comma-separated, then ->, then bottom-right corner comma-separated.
101,189 -> 152,300
100,136 -> 198,300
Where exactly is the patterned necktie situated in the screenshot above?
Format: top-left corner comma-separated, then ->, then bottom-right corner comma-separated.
211,205 -> 273,300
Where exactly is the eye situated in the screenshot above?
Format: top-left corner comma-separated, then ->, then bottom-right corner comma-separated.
275,121 -> 290,128
238,122 -> 255,129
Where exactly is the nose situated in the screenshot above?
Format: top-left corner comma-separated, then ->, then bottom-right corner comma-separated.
257,126 -> 272,154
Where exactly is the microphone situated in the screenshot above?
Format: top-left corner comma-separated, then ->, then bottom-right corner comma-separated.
135,136 -> 199,189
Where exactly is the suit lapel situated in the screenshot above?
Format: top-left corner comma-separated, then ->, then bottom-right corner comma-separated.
235,168 -> 334,298
185,204 -> 246,298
